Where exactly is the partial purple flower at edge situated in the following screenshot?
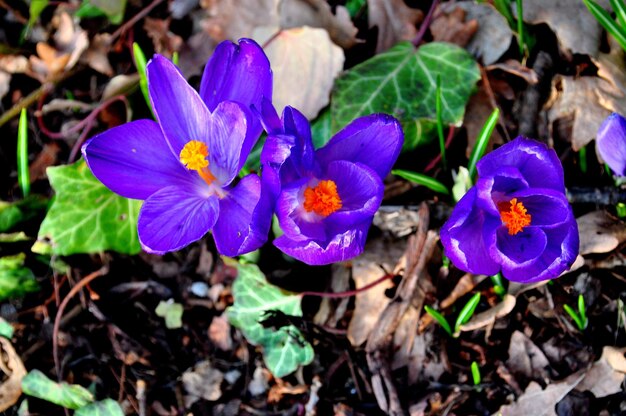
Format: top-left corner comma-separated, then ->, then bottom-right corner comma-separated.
597,112 -> 626,177
260,102 -> 403,265
82,39 -> 273,256
440,137 -> 579,283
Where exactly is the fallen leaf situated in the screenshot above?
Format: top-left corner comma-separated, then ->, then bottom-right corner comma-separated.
430,6 -> 478,49
102,74 -> 140,101
208,315 -> 232,351
200,0 -> 280,41
279,0 -> 359,49
506,330 -> 550,381
458,294 -> 516,332
29,142 -> 60,183
83,33 -> 114,76
53,12 -> 88,70
144,18 -> 183,55
438,2 -> 513,65
182,360 -> 224,406
155,299 -> 184,329
347,237 -> 404,346
248,364 -> 270,396
515,0 -> 610,57
487,60 -> 539,84
576,346 -> 626,397
576,210 -> 626,255
0,337 -> 27,412
0,72 -> 10,101
254,26 -> 344,119
0,55 -> 29,73
367,0 -> 423,52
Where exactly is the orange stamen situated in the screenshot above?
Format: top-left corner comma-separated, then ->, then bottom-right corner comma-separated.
303,180 -> 342,217
499,198 -> 531,235
179,140 -> 216,184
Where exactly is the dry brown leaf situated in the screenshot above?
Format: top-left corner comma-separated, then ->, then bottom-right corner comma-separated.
458,294 -> 516,332
200,0 -> 280,41
516,0 -> 610,56
0,337 -> 27,412
102,74 -> 141,101
53,12 -> 88,70
577,210 -> 626,255
208,315 -> 232,351
144,18 -> 184,56
487,60 -> 539,84
279,0 -> 359,49
430,6 -> 478,48
576,346 -> 626,397
506,330 -> 550,381
346,237 -> 405,346
182,360 -> 224,407
392,321 -> 446,385
30,43 -> 71,81
29,142 -> 61,183
83,33 -> 114,76
438,2 -> 513,65
367,0 -> 423,52
0,55 -> 28,74
254,26 -> 344,119
313,263 -> 350,328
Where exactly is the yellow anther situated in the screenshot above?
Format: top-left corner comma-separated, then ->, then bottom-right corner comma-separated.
303,180 -> 342,217
499,198 -> 532,235
179,140 -> 209,171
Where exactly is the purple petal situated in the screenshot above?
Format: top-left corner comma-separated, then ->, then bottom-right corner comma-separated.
510,188 -> 572,228
440,188 -> 501,276
316,114 -> 403,179
258,97 -> 282,135
147,55 -> 212,157
212,173 -> 273,256
82,120 -> 201,200
138,186 -> 219,254
493,226 -> 547,265
597,112 -> 626,176
274,222 -> 370,265
477,137 -> 565,192
205,101 -> 249,185
474,168 -> 529,217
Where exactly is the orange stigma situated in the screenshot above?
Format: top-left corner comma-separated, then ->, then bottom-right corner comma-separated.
499,198 -> 531,235
303,180 -> 342,217
179,140 -> 216,185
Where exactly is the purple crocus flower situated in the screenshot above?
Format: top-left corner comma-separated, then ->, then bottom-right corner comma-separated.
597,112 -> 626,177
260,103 -> 403,265
82,39 -> 273,255
440,137 -> 579,283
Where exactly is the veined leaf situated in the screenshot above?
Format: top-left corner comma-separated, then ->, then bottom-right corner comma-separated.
22,370 -> 94,410
331,41 -> 480,151
35,160 -> 141,255
75,399 -> 124,416
0,253 -> 38,301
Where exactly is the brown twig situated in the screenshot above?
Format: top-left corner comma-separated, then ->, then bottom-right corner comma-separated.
109,0 -> 165,43
412,0 -> 440,47
53,267 -> 108,380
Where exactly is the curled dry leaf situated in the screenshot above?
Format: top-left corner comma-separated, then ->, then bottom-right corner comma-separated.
182,360 -> 224,407
430,6 -> 478,49
438,2 -> 513,65
144,18 -> 184,56
576,210 -> 626,255
367,0 -> 422,52
576,346 -> 626,397
208,315 -> 233,351
53,12 -> 89,70
506,330 -> 550,381
515,0 -> 610,57
0,337 -> 27,412
254,26 -> 344,119
458,294 -> 516,332
83,33 -> 114,76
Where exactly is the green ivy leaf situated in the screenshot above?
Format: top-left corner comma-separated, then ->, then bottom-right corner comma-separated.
21,370 -> 94,410
226,262 -> 313,378
331,41 -> 480,151
0,317 -> 14,339
155,299 -> 184,329
311,107 -> 332,149
0,253 -> 38,301
75,399 -> 125,416
0,196 -> 48,233
35,161 -> 141,256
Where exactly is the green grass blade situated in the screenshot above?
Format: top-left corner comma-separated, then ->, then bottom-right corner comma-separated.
610,0 -> 626,28
579,145 -> 587,174
563,304 -> 585,331
424,305 -> 453,336
392,169 -> 450,195
468,108 -> 500,180
454,293 -> 481,333
132,42 -> 153,115
516,0 -> 525,55
17,109 -> 30,198
583,0 -> 626,51
172,51 -> 180,66
471,361 -> 481,385
578,294 -> 587,328
494,0 -> 515,27
436,75 -> 447,171
490,272 -> 506,297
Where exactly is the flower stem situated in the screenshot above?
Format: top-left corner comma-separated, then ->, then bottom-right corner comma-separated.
412,0 -> 440,47
300,272 -> 395,298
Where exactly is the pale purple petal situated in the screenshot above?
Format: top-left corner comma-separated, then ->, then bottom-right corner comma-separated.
477,137 -> 565,192
82,120 -> 201,200
440,188 -> 501,276
212,173 -> 273,256
316,114 -> 403,178
274,222 -> 370,265
597,112 -> 626,176
138,186 -> 219,254
509,189 -> 572,228
147,55 -> 212,157
493,226 -> 547,265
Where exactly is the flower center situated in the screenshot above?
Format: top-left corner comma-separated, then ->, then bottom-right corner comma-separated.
499,198 -> 531,235
179,140 -> 215,185
303,180 -> 342,217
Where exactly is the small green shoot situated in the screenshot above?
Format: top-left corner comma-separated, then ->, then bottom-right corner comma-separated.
583,0 -> 626,52
468,108 -> 500,180
392,170 -> 450,195
17,109 -> 30,198
132,42 -> 153,115
610,0 -> 626,28
579,145 -> 587,174
616,202 -> 626,218
516,0 -> 526,55
564,294 -> 588,331
493,0 -> 515,27
471,361 -> 481,385
436,75 -> 447,171
490,272 -> 506,297
424,305 -> 453,336
454,293 -> 481,334
172,51 -> 180,66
